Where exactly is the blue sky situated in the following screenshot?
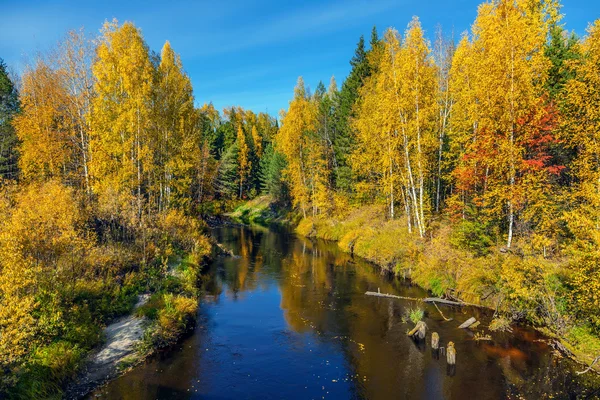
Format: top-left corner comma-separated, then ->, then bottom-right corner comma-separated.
0,0 -> 596,115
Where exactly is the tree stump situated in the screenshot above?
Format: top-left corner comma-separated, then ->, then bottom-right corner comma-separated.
431,332 -> 439,350
408,321 -> 427,340
447,341 -> 456,365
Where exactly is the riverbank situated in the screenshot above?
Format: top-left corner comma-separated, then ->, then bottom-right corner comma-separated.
65,253 -> 210,399
292,204 -> 600,374
229,197 -> 600,374
227,195 -> 292,226
91,224 -> 600,399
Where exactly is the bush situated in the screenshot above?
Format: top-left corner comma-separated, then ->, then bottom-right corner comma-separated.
450,220 -> 493,256
151,294 -> 198,347
404,308 -> 424,324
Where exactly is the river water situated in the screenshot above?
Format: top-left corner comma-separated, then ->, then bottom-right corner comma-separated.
92,225 -> 599,399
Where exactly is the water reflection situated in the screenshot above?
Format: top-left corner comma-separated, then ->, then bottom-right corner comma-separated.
93,226 -> 600,400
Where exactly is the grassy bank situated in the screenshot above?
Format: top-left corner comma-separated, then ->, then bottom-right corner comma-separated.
294,204 -> 600,372
228,195 -> 292,226
1,199 -> 213,399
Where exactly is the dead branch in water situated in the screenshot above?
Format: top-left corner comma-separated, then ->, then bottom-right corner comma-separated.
433,301 -> 453,321
576,355 -> 600,375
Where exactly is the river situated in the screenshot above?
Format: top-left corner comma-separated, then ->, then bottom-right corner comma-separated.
91,225 -> 600,399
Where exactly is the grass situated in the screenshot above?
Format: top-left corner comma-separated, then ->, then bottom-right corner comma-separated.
408,308 -> 425,324
228,195 -> 289,226
564,325 -> 600,369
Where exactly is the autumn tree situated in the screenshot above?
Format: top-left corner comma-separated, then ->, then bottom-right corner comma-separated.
433,26 -> 455,212
277,77 -> 330,216
562,20 -> 600,249
353,19 -> 437,237
13,58 -> 75,182
448,0 -> 559,248
154,40 -> 197,211
90,20 -> 154,224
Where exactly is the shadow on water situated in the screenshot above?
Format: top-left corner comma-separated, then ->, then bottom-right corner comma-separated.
92,225 -> 600,400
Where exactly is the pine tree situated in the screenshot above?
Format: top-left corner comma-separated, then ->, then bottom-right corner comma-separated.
334,35 -> 370,191
237,124 -> 251,198
0,59 -> 19,179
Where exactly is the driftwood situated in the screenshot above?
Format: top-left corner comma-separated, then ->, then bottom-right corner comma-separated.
576,355 -> 600,375
458,317 -> 477,329
365,291 -> 487,309
408,321 -> 427,340
424,297 -> 463,306
365,292 -> 461,306
433,302 -> 453,321
365,291 -> 421,301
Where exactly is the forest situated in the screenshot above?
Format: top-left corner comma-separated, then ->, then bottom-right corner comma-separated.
0,0 -> 600,397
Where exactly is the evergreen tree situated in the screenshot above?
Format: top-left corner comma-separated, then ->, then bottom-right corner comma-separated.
259,143 -> 288,204
0,59 -> 19,179
334,35 -> 370,192
545,24 -> 580,100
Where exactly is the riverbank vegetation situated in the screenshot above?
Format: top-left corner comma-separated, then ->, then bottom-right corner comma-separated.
2,0 -> 600,394
0,21 -> 250,398
265,0 -> 600,368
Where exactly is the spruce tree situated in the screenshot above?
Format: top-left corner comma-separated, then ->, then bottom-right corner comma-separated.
0,59 -> 19,179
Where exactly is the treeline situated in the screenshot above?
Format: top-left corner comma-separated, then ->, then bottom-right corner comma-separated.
274,0 -> 600,350
0,20 -> 282,398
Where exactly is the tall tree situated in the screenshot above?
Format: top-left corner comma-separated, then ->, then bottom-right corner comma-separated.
334,35 -> 370,191
448,0 -> 558,248
237,124 -> 251,198
90,20 -> 155,223
0,59 -> 19,179
276,77 -> 329,216
433,25 -> 455,212
154,40 -> 196,211
353,20 -> 437,237
13,58 -> 75,182
562,20 -> 600,249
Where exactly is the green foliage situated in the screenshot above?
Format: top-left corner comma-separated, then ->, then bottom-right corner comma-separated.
450,220 -> 494,256
0,59 -> 19,179
545,24 -> 580,100
406,308 -> 424,324
8,342 -> 84,400
229,195 -> 287,226
429,278 -> 445,297
333,34 -> 374,192
259,144 -> 289,204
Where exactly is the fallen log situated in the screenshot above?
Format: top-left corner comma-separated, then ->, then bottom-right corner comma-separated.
423,297 -> 463,306
365,291 -> 421,301
365,292 -> 488,309
458,317 -> 477,329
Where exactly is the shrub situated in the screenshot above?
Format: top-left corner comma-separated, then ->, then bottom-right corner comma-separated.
405,308 -> 424,324
152,294 -> 198,347
450,220 -> 493,256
